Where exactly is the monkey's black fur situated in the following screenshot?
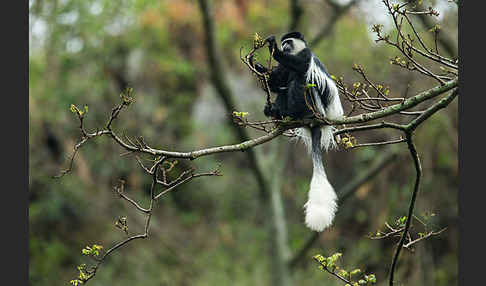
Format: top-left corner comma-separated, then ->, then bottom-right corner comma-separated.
250,32 -> 332,120
249,32 -> 342,232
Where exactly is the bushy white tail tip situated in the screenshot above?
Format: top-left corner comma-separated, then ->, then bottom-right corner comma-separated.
303,170 -> 338,232
304,201 -> 337,232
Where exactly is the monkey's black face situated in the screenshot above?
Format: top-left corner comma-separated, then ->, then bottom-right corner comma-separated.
281,39 -> 293,54
281,38 -> 306,55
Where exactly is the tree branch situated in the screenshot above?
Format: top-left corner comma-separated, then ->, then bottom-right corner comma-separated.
310,0 -> 360,48
197,0 -> 271,202
388,133 -> 421,286
406,88 -> 458,131
58,78 -> 457,181
289,0 -> 304,31
412,3 -> 458,58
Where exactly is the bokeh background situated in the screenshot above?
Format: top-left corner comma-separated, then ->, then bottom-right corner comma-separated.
29,0 -> 458,285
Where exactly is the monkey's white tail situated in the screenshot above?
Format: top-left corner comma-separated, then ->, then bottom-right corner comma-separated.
296,58 -> 342,231
295,125 -> 339,153
297,126 -> 338,232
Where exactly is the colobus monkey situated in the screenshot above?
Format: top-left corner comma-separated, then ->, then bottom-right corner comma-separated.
250,32 -> 344,232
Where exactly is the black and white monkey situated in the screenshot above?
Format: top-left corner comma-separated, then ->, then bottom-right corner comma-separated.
250,32 -> 344,232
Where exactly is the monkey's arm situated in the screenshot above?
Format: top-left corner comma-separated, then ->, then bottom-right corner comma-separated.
266,36 -> 311,73
248,54 -> 270,74
249,51 -> 290,93
273,48 -> 311,74
267,65 -> 290,93
264,102 -> 280,118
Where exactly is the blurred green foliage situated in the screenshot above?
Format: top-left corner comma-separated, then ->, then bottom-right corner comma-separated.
29,0 -> 457,285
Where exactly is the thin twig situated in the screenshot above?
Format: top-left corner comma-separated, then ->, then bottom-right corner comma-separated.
388,133 -> 421,286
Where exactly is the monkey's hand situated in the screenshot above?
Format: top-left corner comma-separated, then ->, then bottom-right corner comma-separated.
265,35 -> 276,44
251,57 -> 269,74
264,103 -> 273,117
248,53 -> 269,74
265,35 -> 277,54
264,102 -> 280,118
248,52 -> 255,65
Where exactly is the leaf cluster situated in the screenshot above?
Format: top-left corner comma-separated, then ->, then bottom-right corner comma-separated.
313,253 -> 377,285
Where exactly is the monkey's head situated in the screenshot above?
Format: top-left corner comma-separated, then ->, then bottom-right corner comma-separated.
280,31 -> 307,55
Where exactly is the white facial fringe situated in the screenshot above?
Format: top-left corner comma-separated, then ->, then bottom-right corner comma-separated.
282,38 -> 307,55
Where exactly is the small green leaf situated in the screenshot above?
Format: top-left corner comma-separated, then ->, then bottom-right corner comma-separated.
306,83 -> 317,89
70,104 -> 77,113
232,111 -> 249,118
368,274 -> 377,283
